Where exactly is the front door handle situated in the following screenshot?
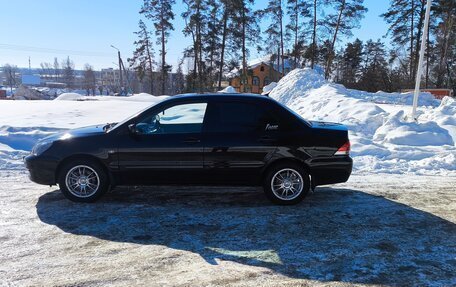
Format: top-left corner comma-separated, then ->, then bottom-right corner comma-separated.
183,137 -> 201,144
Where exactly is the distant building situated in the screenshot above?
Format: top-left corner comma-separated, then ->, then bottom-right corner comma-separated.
100,68 -> 121,91
21,74 -> 41,86
44,82 -> 67,88
403,89 -> 454,99
228,55 -> 292,94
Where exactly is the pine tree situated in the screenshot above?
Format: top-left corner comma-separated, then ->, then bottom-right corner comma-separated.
175,58 -> 186,94
310,0 -> 318,68
340,39 -> 363,87
231,0 -> 261,92
83,64 -> 97,96
323,0 -> 367,79
432,0 -> 456,89
141,0 -> 175,95
182,0 -> 209,92
358,40 -> 391,92
204,0 -> 222,88
286,0 -> 311,68
61,56 -> 75,88
128,20 -> 155,95
217,0 -> 237,88
262,0 -> 286,75
382,0 -> 428,84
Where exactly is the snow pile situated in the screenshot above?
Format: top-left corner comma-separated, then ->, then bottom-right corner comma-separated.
261,82 -> 277,95
270,68 -> 456,175
218,86 -> 238,93
374,111 -> 453,146
54,92 -> 85,101
13,86 -> 50,100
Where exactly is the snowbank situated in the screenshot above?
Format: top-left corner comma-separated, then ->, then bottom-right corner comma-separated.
374,111 -> 453,146
54,92 -> 85,101
270,68 -> 456,175
54,92 -> 165,102
218,86 -> 238,93
261,82 -> 277,95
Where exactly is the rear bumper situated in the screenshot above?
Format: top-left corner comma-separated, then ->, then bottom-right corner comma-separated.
308,156 -> 353,186
24,154 -> 57,185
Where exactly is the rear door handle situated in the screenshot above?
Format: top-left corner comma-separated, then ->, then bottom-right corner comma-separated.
259,136 -> 277,143
183,137 -> 201,144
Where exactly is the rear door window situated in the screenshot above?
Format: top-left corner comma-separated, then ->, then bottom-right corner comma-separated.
205,101 -> 278,133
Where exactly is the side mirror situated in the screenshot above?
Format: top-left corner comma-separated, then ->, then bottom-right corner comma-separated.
128,123 -> 138,135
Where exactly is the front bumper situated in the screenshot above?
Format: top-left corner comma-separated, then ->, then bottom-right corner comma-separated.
24,154 -> 58,185
308,156 -> 353,186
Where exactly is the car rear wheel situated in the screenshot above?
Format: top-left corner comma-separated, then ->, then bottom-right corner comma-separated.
58,159 -> 109,202
263,163 -> 310,205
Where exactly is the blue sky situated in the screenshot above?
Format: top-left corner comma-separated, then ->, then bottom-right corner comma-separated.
0,0 -> 389,71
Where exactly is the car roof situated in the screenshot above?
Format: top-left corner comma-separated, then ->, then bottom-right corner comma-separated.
167,93 -> 275,103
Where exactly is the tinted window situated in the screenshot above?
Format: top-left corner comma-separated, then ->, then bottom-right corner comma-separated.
137,102 -> 207,134
206,102 -> 278,133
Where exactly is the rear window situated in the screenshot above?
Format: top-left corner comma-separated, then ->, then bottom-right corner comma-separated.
275,101 -> 311,127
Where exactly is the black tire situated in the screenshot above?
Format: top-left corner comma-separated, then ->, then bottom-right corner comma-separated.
263,162 -> 310,205
57,159 -> 109,203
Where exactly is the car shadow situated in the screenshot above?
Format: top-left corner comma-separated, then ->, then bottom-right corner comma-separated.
36,186 -> 456,286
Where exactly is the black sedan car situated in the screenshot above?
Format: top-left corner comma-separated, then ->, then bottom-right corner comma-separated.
25,93 -> 352,205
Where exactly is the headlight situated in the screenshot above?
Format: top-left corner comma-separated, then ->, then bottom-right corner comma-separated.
31,140 -> 53,156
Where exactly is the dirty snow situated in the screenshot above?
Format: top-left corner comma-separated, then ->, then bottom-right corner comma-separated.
0,172 -> 455,286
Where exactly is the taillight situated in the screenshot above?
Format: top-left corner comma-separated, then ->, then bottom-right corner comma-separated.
335,141 -> 350,156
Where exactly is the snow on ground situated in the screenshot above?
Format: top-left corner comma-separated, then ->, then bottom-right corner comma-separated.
0,69 -> 455,175
269,68 -> 456,175
0,94 -> 167,169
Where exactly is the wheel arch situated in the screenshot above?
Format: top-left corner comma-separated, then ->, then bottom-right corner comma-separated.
263,157 -> 311,177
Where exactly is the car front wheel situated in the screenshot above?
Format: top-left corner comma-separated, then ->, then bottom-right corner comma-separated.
263,163 -> 310,205
58,159 -> 109,202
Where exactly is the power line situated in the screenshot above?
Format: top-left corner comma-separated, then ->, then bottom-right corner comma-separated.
0,43 -> 113,57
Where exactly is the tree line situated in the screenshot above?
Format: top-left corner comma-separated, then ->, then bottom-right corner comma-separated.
130,0 -> 455,94
2,0 -> 454,95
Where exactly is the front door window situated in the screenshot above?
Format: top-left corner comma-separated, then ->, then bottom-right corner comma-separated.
136,103 -> 207,135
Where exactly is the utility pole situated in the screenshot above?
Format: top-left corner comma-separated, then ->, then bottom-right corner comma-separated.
411,0 -> 432,121
111,45 -> 123,94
